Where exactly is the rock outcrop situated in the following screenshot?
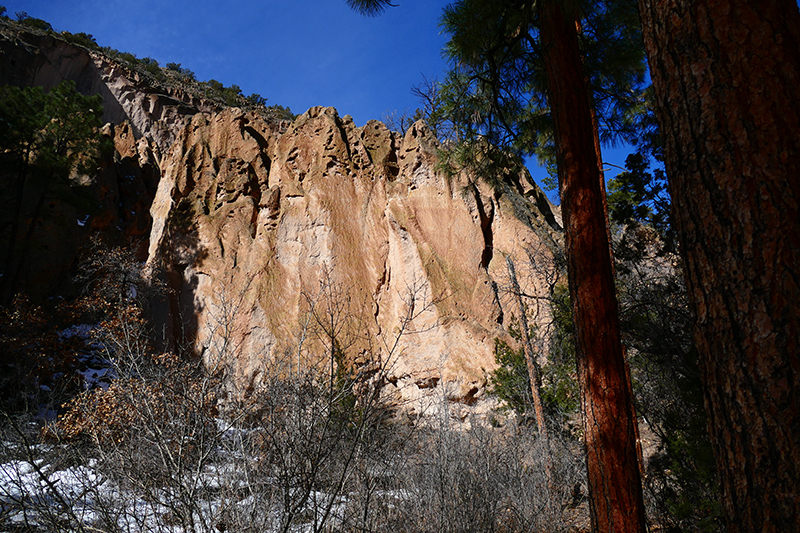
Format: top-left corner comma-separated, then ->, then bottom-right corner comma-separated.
147,106 -> 562,418
0,21 -> 220,159
0,22 -> 563,418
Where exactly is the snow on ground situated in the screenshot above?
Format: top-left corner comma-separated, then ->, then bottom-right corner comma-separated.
0,438 -> 358,532
57,323 -> 117,391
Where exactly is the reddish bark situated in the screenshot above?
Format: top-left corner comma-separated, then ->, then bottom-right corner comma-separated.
637,0 -> 800,530
538,2 -> 646,532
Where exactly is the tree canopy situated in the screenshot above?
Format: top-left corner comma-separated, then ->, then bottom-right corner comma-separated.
430,0 -> 646,181
0,80 -> 105,302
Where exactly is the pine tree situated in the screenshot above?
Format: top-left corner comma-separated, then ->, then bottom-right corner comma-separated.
536,3 -> 646,530
636,0 -> 800,530
347,1 -> 649,532
0,80 -> 104,302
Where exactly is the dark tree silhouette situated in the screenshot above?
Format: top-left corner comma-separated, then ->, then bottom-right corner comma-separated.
636,0 -> 800,531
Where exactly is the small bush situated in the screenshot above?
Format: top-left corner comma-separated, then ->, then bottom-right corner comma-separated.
15,12 -> 53,31
139,56 -> 165,81
488,307 -> 579,428
264,103 -> 296,122
61,31 -> 99,50
245,92 -> 267,107
117,51 -> 138,65
99,45 -> 119,59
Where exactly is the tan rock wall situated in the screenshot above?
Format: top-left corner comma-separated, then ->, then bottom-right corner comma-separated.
0,23 -> 564,417
148,106 -> 563,417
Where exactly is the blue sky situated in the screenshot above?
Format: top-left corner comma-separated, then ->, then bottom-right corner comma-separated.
6,1 -> 451,126
5,0 -> 635,199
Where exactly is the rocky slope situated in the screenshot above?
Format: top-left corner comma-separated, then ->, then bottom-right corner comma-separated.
0,20 -> 219,157
1,22 -> 564,418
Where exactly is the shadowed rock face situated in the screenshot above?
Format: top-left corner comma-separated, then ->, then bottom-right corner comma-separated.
0,22 -> 216,298
1,23 -> 563,417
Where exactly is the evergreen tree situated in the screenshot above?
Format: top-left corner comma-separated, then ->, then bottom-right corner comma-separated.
347,2 -> 649,532
535,5 -> 647,530
0,80 -> 104,302
636,0 -> 800,530
434,0 -> 644,174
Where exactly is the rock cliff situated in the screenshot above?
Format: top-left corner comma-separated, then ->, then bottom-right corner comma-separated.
0,21 -> 218,158
1,22 -> 563,417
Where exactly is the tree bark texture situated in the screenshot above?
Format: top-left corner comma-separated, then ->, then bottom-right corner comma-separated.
637,1 -> 800,531
538,3 -> 647,532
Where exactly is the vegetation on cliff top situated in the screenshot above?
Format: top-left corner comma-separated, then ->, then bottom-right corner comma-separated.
0,7 -> 295,123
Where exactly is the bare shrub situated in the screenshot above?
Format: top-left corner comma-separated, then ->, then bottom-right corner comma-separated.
387,406 -> 585,533
1,251 -> 589,533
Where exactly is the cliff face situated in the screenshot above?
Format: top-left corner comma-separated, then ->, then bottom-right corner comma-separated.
0,22 -> 216,158
1,24 -> 563,416
0,22 -> 222,299
148,106 -> 562,416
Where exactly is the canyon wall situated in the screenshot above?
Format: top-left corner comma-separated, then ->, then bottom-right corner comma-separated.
1,23 -> 564,418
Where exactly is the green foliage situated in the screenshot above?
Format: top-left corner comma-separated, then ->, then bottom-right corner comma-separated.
344,0 -> 396,17
20,17 -> 52,31
206,78 -> 225,93
329,340 -> 360,425
608,152 -> 674,253
645,400 -> 724,532
0,85 -> 45,165
539,284 -> 580,421
431,0 -> 646,184
0,81 -> 105,299
623,296 -> 723,531
245,92 -> 267,107
139,56 -> 164,79
99,45 -> 119,59
627,315 -> 723,529
15,11 -> 53,31
614,220 -> 723,531
164,62 -> 197,80
222,84 -> 243,107
202,80 -> 250,107
264,103 -> 296,122
105,51 -> 161,82
0,6 -> 7,18
628,85 -> 665,163
490,336 -> 533,417
117,51 -> 139,65
38,82 -> 105,176
60,31 -> 99,50
488,302 -> 579,427
179,67 -> 197,81
607,86 -> 674,257
0,81 -> 104,176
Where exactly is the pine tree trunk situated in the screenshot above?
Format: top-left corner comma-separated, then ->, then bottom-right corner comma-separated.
538,2 -> 647,532
636,1 -> 800,531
